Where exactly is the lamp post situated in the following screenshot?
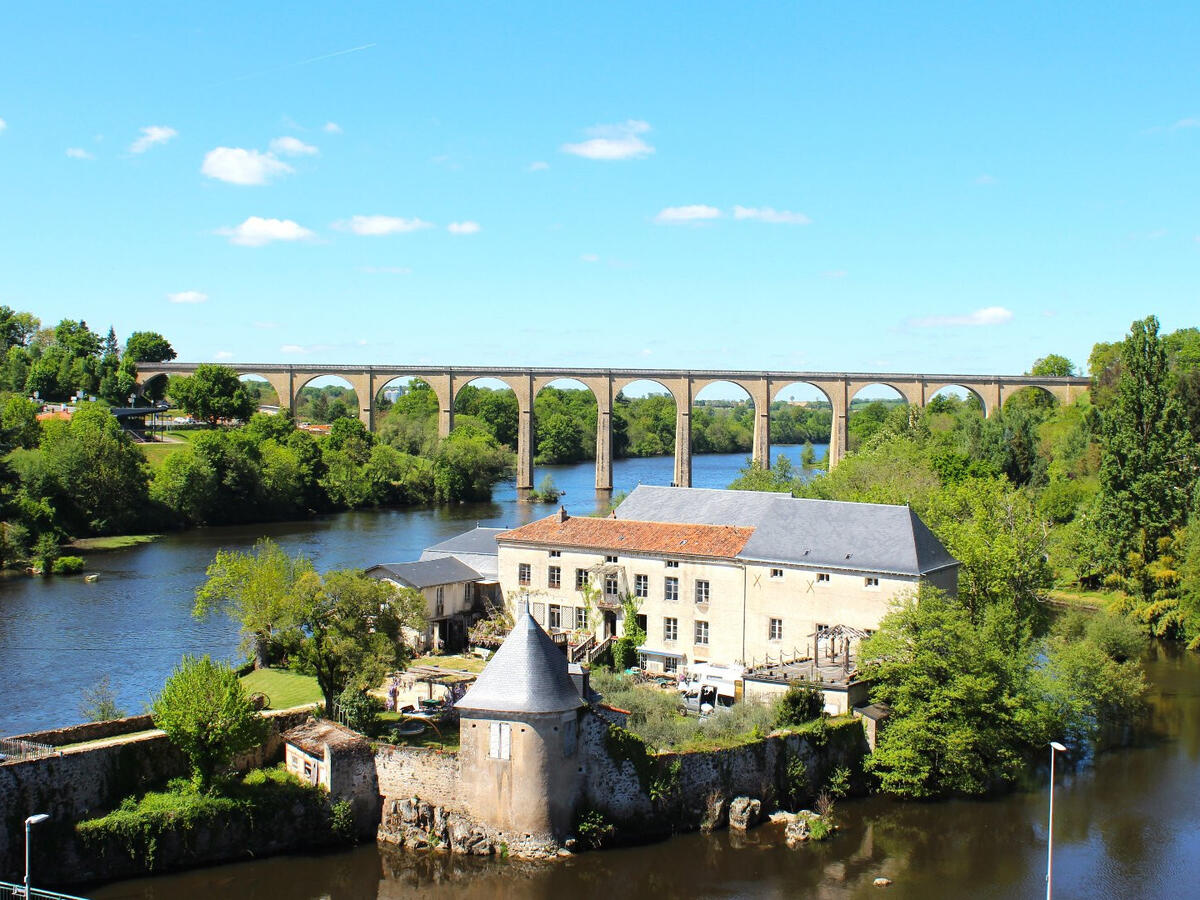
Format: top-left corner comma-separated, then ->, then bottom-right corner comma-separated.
24,812 -> 49,898
1046,741 -> 1067,900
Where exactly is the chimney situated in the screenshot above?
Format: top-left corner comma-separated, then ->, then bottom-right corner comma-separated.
557,506 -> 569,523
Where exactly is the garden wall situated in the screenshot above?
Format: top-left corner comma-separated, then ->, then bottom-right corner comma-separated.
5,713 -> 156,746
0,708 -> 310,883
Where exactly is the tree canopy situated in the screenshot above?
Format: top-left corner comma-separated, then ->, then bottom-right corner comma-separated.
124,331 -> 177,363
169,364 -> 255,425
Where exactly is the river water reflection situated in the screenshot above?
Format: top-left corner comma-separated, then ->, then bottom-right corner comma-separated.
87,644 -> 1200,899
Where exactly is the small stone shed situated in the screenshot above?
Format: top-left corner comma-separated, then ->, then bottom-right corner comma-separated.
282,718 -> 371,792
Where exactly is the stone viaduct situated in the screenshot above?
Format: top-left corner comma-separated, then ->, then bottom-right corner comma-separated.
136,363 -> 1088,498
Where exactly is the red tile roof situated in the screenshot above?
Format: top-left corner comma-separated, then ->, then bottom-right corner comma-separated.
498,512 -> 754,559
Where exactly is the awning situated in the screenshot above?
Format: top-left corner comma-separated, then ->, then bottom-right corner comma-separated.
636,646 -> 684,659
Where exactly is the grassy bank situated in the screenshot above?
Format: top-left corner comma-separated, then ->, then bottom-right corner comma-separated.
1047,587 -> 1121,611
239,668 -> 322,709
65,534 -> 161,552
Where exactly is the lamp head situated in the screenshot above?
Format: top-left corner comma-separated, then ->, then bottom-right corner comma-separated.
1050,741 -> 1067,753
25,814 -> 49,826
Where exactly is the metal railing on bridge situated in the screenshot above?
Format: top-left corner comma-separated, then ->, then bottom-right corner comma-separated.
0,881 -> 90,900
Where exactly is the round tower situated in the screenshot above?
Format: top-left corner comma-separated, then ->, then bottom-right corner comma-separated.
455,605 -> 586,845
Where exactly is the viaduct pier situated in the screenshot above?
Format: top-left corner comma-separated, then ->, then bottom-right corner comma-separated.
136,363 -> 1088,498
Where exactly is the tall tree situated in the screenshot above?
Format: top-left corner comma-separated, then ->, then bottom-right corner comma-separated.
124,330 -> 176,362
1096,316 -> 1197,580
169,364 -> 254,425
1030,354 -> 1076,377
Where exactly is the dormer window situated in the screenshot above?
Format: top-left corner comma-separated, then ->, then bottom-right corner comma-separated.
605,555 -> 618,563
665,560 -> 680,568
549,550 -> 562,558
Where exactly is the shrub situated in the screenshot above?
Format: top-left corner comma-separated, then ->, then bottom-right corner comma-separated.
80,675 -> 127,722
574,806 -> 615,849
151,654 -> 267,789
51,555 -> 85,575
330,798 -> 357,843
336,686 -> 382,735
774,683 -> 825,728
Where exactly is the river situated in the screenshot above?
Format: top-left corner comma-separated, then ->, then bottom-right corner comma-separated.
0,446 -> 821,737
11,443 -> 1200,898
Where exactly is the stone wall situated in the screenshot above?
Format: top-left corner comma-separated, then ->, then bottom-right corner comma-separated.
0,708 -> 310,882
5,713 -> 156,747
373,743 -> 461,810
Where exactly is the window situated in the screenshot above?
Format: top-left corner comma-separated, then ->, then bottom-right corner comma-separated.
518,563 -> 531,586
562,716 -> 578,757
548,566 -> 561,589
575,606 -> 588,629
549,605 -> 562,630
770,568 -> 783,579
605,554 -> 618,564
549,550 -> 561,558
695,580 -> 710,604
694,620 -> 709,645
303,759 -> 313,778
664,577 -> 679,602
435,585 -> 445,617
575,568 -> 589,590
864,577 -> 880,588
489,722 -> 511,760
665,560 -> 680,568
769,618 -> 783,641
816,622 -> 829,635
533,602 -> 545,624
663,656 -> 679,674
604,574 -> 619,597
634,574 -> 649,598
817,573 -> 830,583
664,617 -> 678,642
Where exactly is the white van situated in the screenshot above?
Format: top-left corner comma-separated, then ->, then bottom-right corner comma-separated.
677,663 -> 743,712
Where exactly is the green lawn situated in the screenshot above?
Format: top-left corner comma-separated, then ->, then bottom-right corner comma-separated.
240,668 -> 323,709
410,653 -> 486,674
66,534 -> 161,552
377,712 -> 461,750
139,441 -> 189,470
1047,587 -> 1121,611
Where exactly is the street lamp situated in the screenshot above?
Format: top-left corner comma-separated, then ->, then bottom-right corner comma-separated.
1046,741 -> 1067,900
25,813 -> 50,897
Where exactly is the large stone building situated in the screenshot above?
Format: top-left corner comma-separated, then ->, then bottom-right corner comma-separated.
496,485 -> 958,674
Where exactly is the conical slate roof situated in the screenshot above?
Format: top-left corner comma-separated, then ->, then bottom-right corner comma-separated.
456,608 -> 585,715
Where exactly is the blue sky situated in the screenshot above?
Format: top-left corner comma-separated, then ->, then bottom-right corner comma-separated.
1,2 -> 1198,388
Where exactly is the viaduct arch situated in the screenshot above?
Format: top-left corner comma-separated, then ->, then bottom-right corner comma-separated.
137,364 -> 1089,499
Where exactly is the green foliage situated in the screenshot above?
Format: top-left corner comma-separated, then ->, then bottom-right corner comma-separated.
336,686 -> 382,735
529,473 -> 560,503
807,815 -> 833,841
124,331 -> 176,363
79,675 -> 127,722
151,655 -> 268,789
76,766 -> 332,871
1031,354 -> 1076,377
825,765 -> 851,799
774,683 -> 824,728
194,538 -> 315,667
574,806 -> 615,849
51,554 -> 84,574
329,798 -> 357,843
168,364 -> 255,425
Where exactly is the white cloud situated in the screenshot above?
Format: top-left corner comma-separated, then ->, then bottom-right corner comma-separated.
733,205 -> 811,225
447,221 -> 480,235
580,253 -> 600,263
129,125 -> 177,153
562,120 -> 654,160
527,161 -> 549,172
323,122 -> 342,134
201,147 -> 294,185
167,290 -> 208,304
254,321 -> 280,329
655,204 -> 721,224
66,147 -> 94,160
1171,117 -> 1200,130
975,174 -> 997,185
214,350 -> 234,360
269,136 -> 318,156
360,266 -> 412,274
908,306 -> 1014,328
280,344 -> 306,354
822,269 -> 847,279
216,216 -> 315,246
334,215 -> 433,235
0,118 -> 7,133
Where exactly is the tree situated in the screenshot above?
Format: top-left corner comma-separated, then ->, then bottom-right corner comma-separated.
290,569 -> 426,714
194,539 -> 315,667
861,587 -> 1049,798
79,675 -> 127,722
151,654 -> 267,789
1095,316 -> 1197,582
1,396 -> 41,449
124,331 -> 177,363
1030,354 -> 1076,377
169,364 -> 254,425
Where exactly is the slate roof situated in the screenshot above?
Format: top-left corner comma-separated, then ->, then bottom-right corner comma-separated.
455,607 -> 586,715
497,515 -> 754,559
420,526 -> 503,581
422,526 -> 504,557
614,485 -> 957,577
365,556 -> 482,589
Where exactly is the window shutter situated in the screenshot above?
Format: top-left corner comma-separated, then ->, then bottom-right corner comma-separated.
489,722 -> 501,758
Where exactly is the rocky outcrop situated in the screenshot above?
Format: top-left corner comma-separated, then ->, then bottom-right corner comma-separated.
378,796 -> 561,860
728,796 -> 763,831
